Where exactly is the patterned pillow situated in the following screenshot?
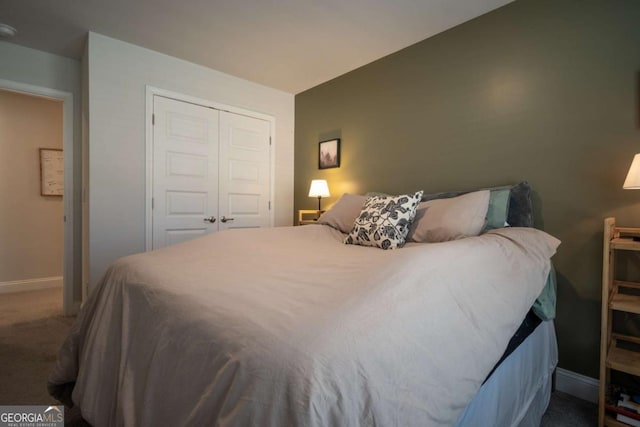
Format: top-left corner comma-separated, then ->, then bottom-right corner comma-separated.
345,191 -> 423,250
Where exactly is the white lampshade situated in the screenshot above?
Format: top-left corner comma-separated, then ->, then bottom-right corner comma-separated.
308,180 -> 330,198
624,154 -> 640,189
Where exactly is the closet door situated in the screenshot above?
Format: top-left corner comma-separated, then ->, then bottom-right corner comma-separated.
218,111 -> 271,230
152,96 -> 219,249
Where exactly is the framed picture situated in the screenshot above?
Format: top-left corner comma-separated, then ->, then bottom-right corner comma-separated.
39,148 -> 64,196
319,138 -> 340,169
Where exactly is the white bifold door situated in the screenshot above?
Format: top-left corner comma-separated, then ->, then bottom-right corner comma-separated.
152,95 -> 271,249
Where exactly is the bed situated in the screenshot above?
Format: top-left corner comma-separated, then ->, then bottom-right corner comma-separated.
49,183 -> 559,427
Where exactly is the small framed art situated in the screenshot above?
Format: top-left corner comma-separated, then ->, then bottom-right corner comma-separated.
319,138 -> 340,169
39,148 -> 64,196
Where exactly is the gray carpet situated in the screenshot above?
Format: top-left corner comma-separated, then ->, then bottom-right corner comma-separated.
0,288 -> 598,426
0,288 -> 86,425
542,391 -> 598,426
0,288 -> 73,405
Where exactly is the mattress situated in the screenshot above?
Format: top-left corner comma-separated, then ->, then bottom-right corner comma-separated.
49,225 -> 559,426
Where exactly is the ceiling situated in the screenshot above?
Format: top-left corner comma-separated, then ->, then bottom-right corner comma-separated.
1,0 -> 512,94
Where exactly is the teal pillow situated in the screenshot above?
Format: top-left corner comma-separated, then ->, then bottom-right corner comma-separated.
421,182 -> 533,230
533,264 -> 557,321
484,188 -> 511,231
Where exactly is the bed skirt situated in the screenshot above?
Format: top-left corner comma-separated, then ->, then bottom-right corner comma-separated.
456,320 -> 557,426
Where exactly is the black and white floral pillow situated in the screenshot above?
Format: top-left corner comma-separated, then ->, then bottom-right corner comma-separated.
345,191 -> 423,250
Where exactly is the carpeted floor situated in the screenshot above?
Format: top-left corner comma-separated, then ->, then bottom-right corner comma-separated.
542,391 -> 598,426
0,288 -> 73,405
0,288 -> 598,426
0,288 -> 86,425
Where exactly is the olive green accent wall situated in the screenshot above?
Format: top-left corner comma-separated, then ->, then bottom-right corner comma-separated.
294,0 -> 640,378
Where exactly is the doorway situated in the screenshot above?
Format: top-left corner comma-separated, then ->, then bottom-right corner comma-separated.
0,89 -> 64,308
0,80 -> 75,316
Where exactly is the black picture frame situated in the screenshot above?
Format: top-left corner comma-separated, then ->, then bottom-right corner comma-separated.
318,138 -> 340,169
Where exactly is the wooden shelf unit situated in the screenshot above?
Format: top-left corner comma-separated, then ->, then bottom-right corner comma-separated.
600,217 -> 640,426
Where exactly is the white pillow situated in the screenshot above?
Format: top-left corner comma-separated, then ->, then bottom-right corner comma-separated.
345,191 -> 423,250
407,190 -> 490,243
317,193 -> 367,234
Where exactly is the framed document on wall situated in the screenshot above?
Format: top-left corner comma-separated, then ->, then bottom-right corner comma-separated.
39,148 -> 64,196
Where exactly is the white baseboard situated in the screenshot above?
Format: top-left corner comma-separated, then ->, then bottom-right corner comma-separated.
0,276 -> 63,294
555,367 -> 599,403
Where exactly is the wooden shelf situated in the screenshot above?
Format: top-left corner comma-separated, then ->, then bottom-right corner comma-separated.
616,281 -> 640,291
600,218 -> 640,427
611,292 -> 640,315
613,333 -> 640,346
607,345 -> 640,377
611,238 -> 640,251
618,227 -> 640,238
605,414 -> 637,427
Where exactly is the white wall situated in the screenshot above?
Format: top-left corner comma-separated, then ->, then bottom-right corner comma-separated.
87,32 -> 295,291
81,42 -> 90,300
0,41 -> 82,304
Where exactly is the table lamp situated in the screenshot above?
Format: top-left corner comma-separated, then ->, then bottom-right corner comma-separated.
623,154 -> 640,189
308,179 -> 330,211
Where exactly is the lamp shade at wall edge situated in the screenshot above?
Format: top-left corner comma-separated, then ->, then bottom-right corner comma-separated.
623,153 -> 640,189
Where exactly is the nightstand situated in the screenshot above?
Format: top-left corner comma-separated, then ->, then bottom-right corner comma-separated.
298,210 -> 325,225
599,217 -> 640,426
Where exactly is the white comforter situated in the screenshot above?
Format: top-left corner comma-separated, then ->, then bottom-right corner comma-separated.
50,225 -> 559,426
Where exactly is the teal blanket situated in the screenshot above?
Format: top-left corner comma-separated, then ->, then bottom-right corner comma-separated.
533,264 -> 556,321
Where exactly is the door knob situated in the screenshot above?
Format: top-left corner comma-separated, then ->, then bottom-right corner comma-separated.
221,216 -> 234,223
204,216 -> 216,223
